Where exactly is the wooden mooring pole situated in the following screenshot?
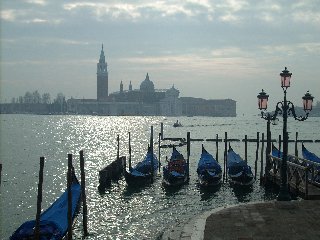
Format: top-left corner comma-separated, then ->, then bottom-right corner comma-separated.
117,134 -> 120,161
0,162 -> 2,186
150,126 -> 154,182
224,132 -> 227,182
129,132 -> 132,171
67,154 -> 73,240
260,133 -> 265,185
187,132 -> 190,181
80,150 -> 88,236
215,134 -> 219,162
265,119 -> 272,182
34,156 -> 44,240
160,122 -> 164,140
255,132 -> 260,180
295,132 -> 298,156
244,135 -> 248,163
158,133 -> 161,173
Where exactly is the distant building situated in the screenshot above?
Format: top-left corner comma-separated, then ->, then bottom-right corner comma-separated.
180,97 -> 236,117
67,72 -> 182,116
66,45 -> 236,116
0,44 -> 237,116
160,85 -> 182,116
109,73 -> 167,104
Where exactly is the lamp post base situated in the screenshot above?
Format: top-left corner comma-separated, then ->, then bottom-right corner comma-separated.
277,185 -> 291,201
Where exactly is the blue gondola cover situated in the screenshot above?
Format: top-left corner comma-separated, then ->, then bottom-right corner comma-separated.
11,181 -> 81,240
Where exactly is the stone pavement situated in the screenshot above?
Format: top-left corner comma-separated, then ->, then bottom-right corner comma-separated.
161,200 -> 320,240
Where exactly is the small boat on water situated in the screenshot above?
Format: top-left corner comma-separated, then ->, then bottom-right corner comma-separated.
302,143 -> 320,182
197,145 -> 222,187
124,146 -> 159,186
10,168 -> 81,240
227,146 -> 254,186
163,147 -> 188,187
173,120 -> 182,127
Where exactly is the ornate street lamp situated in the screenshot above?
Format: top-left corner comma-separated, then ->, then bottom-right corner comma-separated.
280,67 -> 292,89
303,91 -> 314,112
257,67 -> 314,201
257,89 -> 269,110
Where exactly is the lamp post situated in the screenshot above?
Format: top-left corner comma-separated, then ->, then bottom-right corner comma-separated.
257,67 -> 314,201
257,89 -> 277,182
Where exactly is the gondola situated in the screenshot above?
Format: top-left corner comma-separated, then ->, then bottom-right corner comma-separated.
272,144 -> 296,162
302,144 -> 320,164
163,147 -> 188,187
124,146 -> 159,186
272,144 -> 282,158
197,145 -> 222,187
227,146 -> 254,186
302,143 -> 320,182
10,168 -> 81,240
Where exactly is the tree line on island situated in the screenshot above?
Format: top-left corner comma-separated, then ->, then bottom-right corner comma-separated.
1,90 -> 68,114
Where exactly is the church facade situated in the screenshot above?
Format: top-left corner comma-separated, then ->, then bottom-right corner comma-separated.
67,45 -> 236,116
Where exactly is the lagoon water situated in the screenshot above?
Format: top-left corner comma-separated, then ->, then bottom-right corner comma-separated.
1,114 -> 319,239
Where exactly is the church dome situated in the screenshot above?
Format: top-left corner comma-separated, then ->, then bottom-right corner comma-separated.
165,85 -> 180,98
140,73 -> 155,92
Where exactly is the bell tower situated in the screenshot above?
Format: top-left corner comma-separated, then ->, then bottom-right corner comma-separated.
97,44 -> 108,101
129,81 -> 132,91
120,81 -> 123,93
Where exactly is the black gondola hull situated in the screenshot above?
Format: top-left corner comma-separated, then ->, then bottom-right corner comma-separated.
124,170 -> 157,186
162,171 -> 188,187
228,172 -> 254,186
198,173 -> 222,187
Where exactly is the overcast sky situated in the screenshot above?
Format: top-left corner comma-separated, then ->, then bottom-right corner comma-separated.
1,0 -> 319,115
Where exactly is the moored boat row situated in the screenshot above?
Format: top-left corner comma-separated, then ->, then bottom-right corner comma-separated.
125,142 -> 319,189
124,144 -> 255,188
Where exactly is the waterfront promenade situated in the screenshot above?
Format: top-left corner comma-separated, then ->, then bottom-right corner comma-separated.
161,200 -> 320,240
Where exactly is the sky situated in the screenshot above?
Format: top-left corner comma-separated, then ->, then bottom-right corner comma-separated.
1,0 -> 320,115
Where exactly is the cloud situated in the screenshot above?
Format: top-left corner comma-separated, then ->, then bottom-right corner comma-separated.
298,42 -> 320,54
22,18 -> 62,24
1,37 -> 90,46
2,58 -> 94,66
211,47 -> 246,57
118,52 -> 260,77
260,42 -> 320,56
1,9 -> 17,21
216,0 -> 249,12
24,0 -> 47,6
62,1 -> 216,21
4,0 -> 318,26
293,11 -> 320,24
0,7 -> 62,25
219,12 -> 241,22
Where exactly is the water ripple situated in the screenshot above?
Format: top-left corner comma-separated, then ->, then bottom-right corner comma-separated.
1,115 -> 319,239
